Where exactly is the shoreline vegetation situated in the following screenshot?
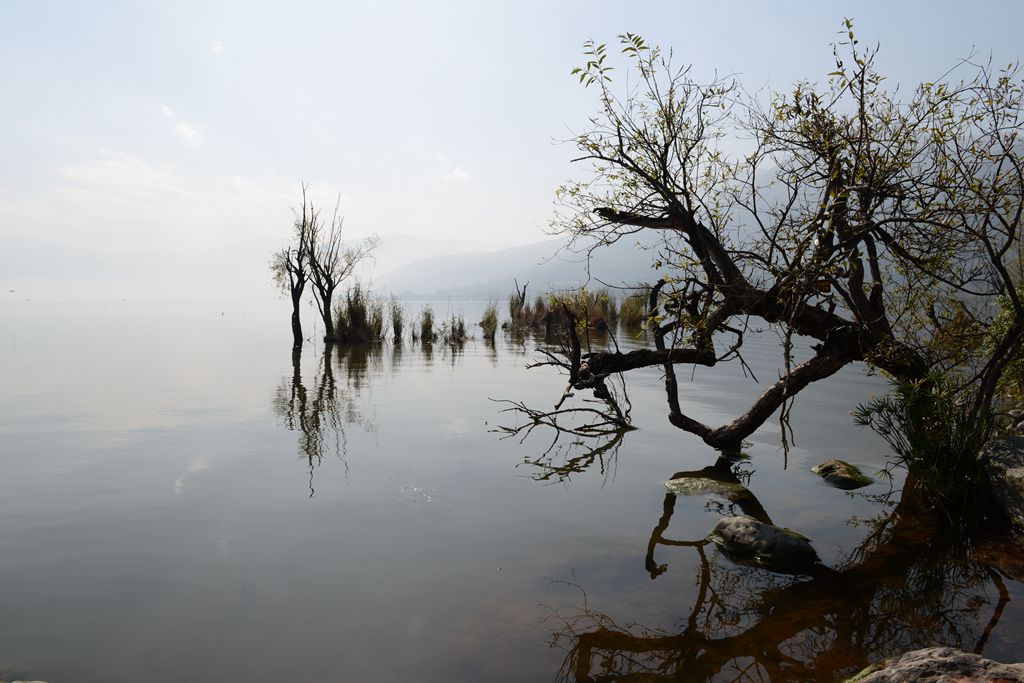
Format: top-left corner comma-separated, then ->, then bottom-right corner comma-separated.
296,276 -> 656,347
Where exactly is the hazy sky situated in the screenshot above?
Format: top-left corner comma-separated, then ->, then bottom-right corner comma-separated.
2,1 -> 1023,301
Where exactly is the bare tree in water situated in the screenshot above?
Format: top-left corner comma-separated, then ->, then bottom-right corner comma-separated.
306,195 -> 379,343
271,185 -> 316,350
272,184 -> 379,347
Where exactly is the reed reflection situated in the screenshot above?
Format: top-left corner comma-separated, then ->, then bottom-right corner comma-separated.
548,460 -> 1014,682
272,344 -> 381,496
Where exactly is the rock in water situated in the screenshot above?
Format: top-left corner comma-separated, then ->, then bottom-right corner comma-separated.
811,459 -> 873,490
708,515 -> 819,573
665,476 -> 746,496
845,646 -> 1024,682
979,436 -> 1024,532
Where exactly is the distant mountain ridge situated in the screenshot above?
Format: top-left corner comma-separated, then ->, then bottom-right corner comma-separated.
375,235 -> 662,300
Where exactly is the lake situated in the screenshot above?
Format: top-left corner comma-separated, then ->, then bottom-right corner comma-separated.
1,299 -> 1021,682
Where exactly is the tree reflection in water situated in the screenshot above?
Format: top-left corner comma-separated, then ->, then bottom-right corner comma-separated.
272,345 -> 379,496
494,403 -> 629,484
526,434 -> 1014,682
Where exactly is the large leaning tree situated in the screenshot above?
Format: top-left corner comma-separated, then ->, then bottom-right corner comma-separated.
546,27 -> 1024,454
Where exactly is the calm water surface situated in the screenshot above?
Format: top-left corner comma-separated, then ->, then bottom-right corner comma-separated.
1,300 -> 1021,682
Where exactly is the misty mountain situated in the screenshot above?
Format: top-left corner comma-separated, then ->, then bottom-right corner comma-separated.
375,235 -> 663,300
361,232 -> 505,277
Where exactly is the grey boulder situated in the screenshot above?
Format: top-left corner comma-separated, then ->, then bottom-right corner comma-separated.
846,646 -> 1024,682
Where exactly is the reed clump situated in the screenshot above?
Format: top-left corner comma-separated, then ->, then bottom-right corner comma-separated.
415,305 -> 436,343
442,313 -> 468,345
335,282 -> 385,343
618,293 -> 649,330
505,287 -> 621,332
506,292 -> 554,330
479,302 -> 499,340
389,295 -> 404,343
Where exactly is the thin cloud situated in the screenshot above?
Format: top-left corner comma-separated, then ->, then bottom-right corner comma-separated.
209,40 -> 225,53
160,104 -> 174,118
444,166 -> 471,182
175,122 -> 202,146
52,149 -> 296,252
437,155 -> 471,182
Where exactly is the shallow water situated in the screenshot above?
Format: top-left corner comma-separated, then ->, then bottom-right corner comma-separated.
0,300 -> 1021,682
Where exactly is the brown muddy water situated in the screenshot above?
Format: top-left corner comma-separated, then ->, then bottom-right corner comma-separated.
0,300 -> 1021,682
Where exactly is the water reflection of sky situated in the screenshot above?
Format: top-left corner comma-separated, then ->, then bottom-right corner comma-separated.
0,300 -> 1020,682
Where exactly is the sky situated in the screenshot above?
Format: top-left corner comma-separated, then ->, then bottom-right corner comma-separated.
2,0 -> 1023,301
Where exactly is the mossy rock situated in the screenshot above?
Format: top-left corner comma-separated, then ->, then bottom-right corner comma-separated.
811,459 -> 872,490
708,515 -> 819,574
665,476 -> 747,496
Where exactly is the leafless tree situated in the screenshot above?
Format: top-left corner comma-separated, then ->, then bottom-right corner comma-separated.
270,185 -> 316,350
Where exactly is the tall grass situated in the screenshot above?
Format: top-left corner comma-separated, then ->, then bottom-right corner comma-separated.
480,302 -> 499,340
507,292 -> 550,329
389,295 -> 404,343
334,281 -> 385,343
418,305 -> 436,343
619,293 -> 648,329
507,287 -> 620,332
442,313 -> 468,345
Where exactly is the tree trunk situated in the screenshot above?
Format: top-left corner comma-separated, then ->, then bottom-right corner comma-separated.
291,289 -> 303,350
322,299 -> 336,342
317,284 -> 336,343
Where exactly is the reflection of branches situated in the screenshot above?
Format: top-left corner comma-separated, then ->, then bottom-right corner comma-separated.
272,345 -> 379,496
525,305 -> 634,430
494,399 -> 631,440
492,398 -> 631,483
551,471 -> 1011,682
